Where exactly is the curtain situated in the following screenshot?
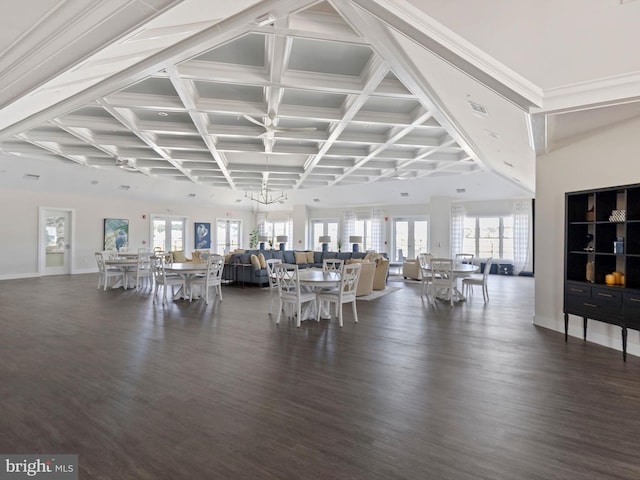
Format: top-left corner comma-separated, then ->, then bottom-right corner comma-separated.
450,203 -> 465,258
342,210 -> 355,252
513,200 -> 531,275
256,213 -> 266,236
370,208 -> 384,253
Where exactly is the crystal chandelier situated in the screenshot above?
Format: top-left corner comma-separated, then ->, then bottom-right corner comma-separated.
245,157 -> 288,205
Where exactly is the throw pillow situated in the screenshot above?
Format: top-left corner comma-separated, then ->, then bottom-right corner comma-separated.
305,251 -> 314,263
172,250 -> 187,262
250,254 -> 261,270
294,251 -> 308,264
258,253 -> 267,269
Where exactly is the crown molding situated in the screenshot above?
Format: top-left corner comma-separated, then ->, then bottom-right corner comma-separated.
537,71 -> 640,114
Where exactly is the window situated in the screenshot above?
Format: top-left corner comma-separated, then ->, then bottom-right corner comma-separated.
263,219 -> 292,248
152,216 -> 185,252
354,219 -> 372,251
311,219 -> 339,251
462,216 -> 513,260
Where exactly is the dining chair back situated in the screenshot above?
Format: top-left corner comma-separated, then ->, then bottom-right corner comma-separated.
266,258 -> 282,315
274,263 -> 316,327
151,255 -> 185,305
190,254 -> 225,304
462,257 -> 493,303
322,258 -> 344,274
316,262 -> 361,327
131,251 -> 152,289
455,253 -> 474,264
95,252 -> 123,290
418,253 -> 434,298
429,258 -> 455,306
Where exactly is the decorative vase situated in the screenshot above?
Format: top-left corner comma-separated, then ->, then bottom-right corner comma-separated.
586,261 -> 594,282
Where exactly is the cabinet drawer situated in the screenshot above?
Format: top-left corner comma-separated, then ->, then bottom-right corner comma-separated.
623,292 -> 640,328
565,284 -> 591,298
591,287 -> 623,307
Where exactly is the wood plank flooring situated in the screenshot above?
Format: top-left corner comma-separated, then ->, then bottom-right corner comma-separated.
1,274 -> 639,479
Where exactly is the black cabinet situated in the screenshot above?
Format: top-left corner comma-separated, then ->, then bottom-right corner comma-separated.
564,184 -> 640,360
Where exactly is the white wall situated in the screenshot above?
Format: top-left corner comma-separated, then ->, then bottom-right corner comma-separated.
535,115 -> 640,357
0,187 -> 254,279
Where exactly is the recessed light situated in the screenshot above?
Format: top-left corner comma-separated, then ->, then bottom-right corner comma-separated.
158,112 -> 168,117
90,180 -> 99,185
235,199 -> 242,203
187,193 -> 196,198
313,198 -> 320,203
23,173 -> 40,180
118,185 -> 130,190
504,161 -> 514,168
400,192 -> 409,197
363,124 -> 371,128
456,188 -> 466,193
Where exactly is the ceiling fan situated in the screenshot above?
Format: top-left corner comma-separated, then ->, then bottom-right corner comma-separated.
242,112 -> 317,133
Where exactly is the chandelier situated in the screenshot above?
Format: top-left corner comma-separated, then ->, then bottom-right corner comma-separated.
245,183 -> 288,205
245,157 -> 288,205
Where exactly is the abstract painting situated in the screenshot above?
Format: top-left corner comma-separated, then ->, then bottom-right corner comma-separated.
104,218 -> 129,251
195,222 -> 211,249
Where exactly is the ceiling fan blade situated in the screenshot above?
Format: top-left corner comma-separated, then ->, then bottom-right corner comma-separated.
242,114 -> 267,128
271,126 -> 318,132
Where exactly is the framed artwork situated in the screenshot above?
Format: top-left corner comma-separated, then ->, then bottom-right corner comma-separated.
195,222 -> 211,249
104,218 -> 129,251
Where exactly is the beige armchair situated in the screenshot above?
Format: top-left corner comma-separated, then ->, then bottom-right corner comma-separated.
402,257 -> 421,279
372,257 -> 389,290
347,260 -> 375,296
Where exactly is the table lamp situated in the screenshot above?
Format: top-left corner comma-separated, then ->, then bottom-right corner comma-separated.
319,236 -> 331,252
276,235 -> 288,251
349,236 -> 363,253
258,235 -> 269,250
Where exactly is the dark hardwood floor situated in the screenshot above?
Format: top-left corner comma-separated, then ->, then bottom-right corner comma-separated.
1,273 -> 639,479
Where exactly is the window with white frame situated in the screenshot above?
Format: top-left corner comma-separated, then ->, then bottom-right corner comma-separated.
263,219 -> 292,248
353,219 -> 373,251
311,219 -> 339,251
462,216 -> 514,260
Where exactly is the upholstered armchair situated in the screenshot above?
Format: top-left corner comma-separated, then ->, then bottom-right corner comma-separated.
402,257 -> 421,280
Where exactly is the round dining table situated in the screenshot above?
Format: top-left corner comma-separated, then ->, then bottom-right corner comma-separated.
422,262 -> 479,301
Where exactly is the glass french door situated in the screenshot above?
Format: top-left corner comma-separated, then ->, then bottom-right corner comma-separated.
393,217 -> 428,261
152,217 -> 185,252
40,208 -> 72,275
216,219 -> 242,255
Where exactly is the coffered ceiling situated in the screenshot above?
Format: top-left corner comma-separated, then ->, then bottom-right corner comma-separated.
1,0 -> 640,207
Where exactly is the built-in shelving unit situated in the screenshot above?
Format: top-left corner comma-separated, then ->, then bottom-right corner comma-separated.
564,183 -> 640,361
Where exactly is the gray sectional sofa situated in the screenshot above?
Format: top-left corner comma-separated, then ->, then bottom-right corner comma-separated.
223,250 -> 369,286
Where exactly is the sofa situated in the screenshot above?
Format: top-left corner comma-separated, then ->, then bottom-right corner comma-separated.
223,249 -> 388,287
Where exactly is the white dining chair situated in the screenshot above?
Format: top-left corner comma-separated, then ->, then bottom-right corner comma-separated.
462,257 -> 493,303
316,262 -> 361,327
151,255 -> 186,305
455,253 -> 474,264
428,258 -> 455,306
418,253 -> 433,299
190,254 -> 224,304
266,258 -> 282,315
322,258 -> 344,274
130,251 -> 152,289
95,252 -> 123,290
274,263 -> 316,327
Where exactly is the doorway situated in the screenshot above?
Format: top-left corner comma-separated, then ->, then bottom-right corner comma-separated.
392,217 -> 429,262
39,208 -> 73,275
